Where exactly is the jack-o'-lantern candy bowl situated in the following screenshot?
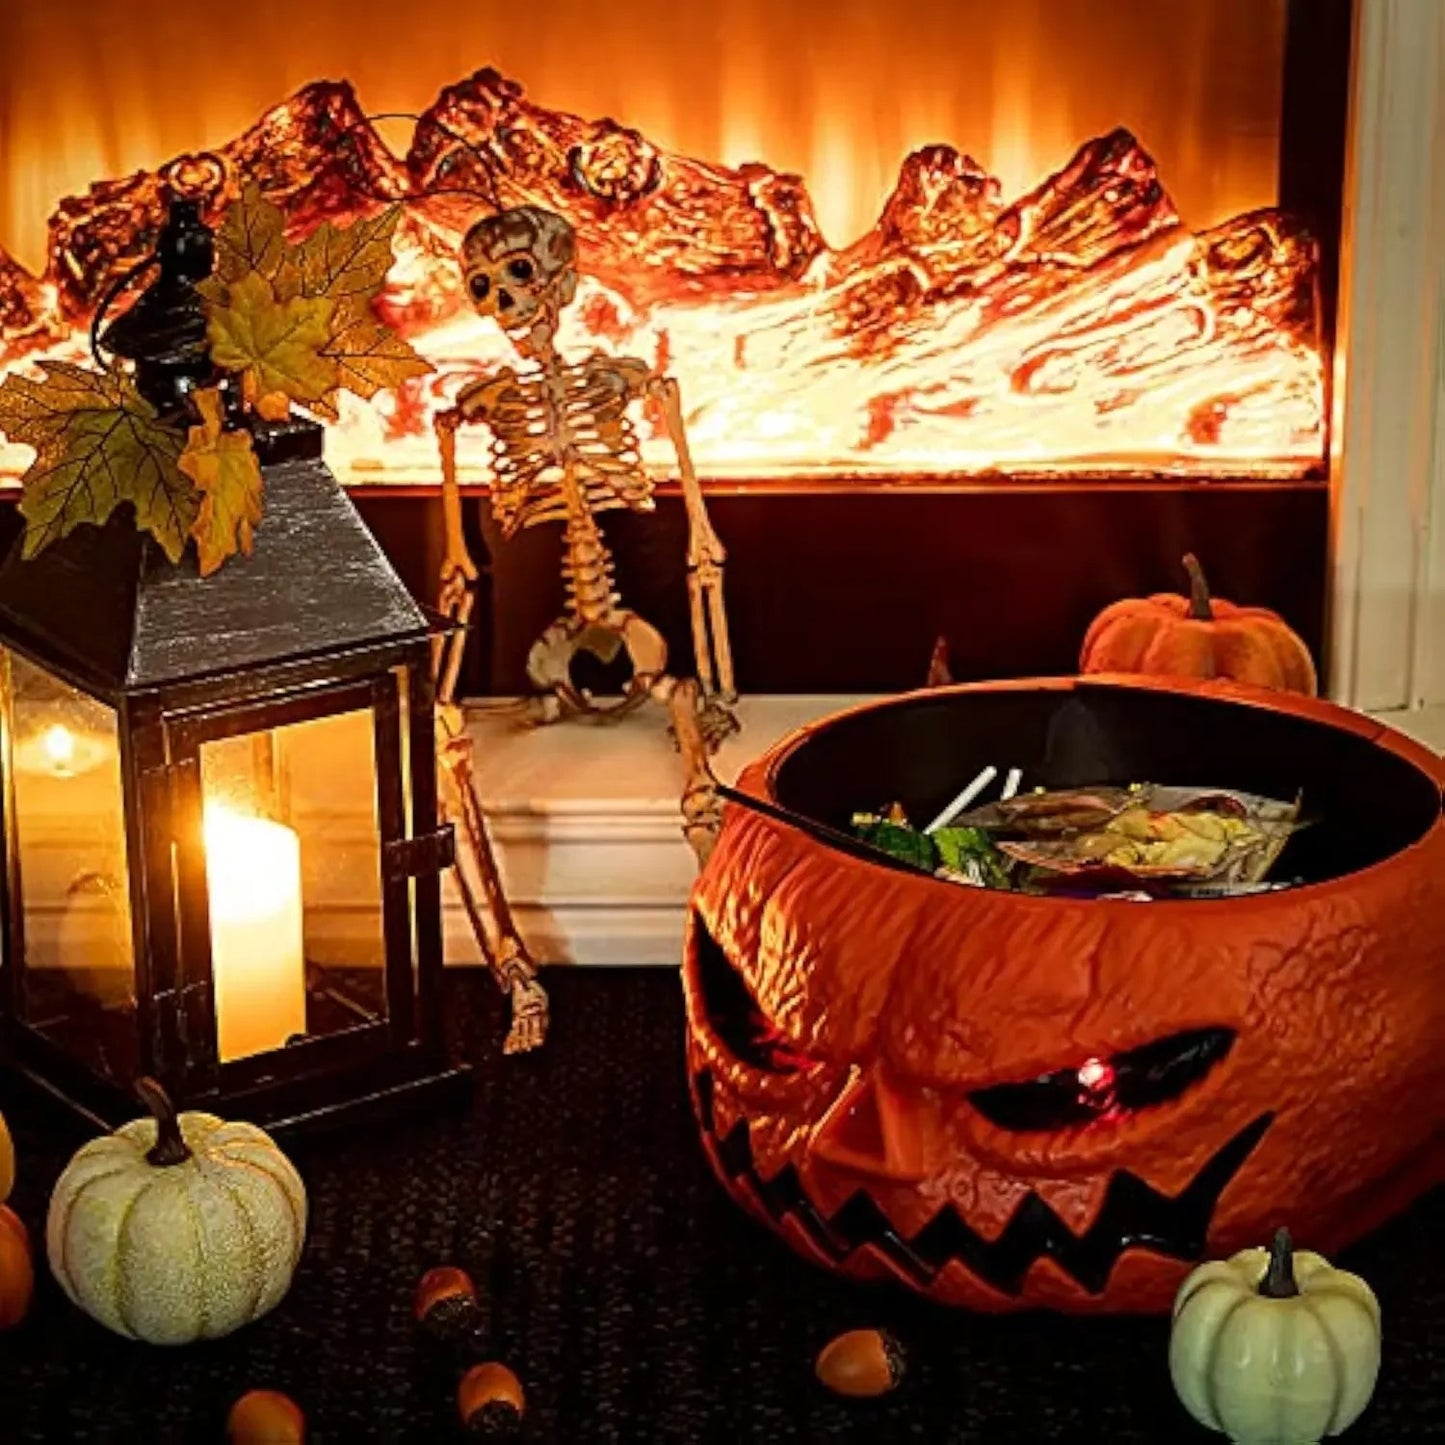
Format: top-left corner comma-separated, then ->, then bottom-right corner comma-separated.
683,676 -> 1445,1314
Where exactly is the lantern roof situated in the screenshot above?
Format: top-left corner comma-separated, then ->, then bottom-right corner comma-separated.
0,457 -> 429,696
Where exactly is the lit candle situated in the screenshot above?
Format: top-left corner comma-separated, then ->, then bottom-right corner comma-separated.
203,805 -> 307,1062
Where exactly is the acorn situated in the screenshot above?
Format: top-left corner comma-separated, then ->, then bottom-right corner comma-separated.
413,1265 -> 481,1345
457,1361 -> 526,1437
815,1328 -> 906,1398
226,1389 -> 306,1444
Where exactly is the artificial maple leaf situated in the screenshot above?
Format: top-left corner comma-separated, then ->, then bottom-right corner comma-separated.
254,391 -> 292,422
205,183 -> 286,290
0,365 -> 197,563
207,272 -> 338,407
200,190 -> 430,421
0,360 -> 133,453
179,388 -> 264,576
296,207 -> 403,310
316,306 -> 433,418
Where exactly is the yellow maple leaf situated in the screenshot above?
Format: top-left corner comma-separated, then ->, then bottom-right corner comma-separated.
316,308 -> 433,417
179,388 -> 264,576
207,272 -> 338,407
1,367 -> 197,563
297,207 -> 402,309
200,192 -> 428,419
254,391 -> 292,422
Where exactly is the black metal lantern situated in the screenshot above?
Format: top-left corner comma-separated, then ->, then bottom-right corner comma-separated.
0,187 -> 468,1135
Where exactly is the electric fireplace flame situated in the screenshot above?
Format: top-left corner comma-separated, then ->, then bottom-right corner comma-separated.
0,66 -> 1324,484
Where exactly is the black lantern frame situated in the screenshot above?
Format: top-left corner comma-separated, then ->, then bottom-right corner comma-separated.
0,449 -> 470,1135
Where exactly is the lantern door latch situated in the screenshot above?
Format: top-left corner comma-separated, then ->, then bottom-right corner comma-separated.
384,824 -> 456,881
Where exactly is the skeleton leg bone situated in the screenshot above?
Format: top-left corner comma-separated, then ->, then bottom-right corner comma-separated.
434,412 -> 548,1053
648,375 -> 738,715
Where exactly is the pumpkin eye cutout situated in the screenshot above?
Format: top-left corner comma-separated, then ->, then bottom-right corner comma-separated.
692,912 -> 819,1075
968,1028 -> 1235,1132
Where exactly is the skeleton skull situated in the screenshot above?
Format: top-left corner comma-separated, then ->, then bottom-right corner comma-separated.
460,206 -> 578,332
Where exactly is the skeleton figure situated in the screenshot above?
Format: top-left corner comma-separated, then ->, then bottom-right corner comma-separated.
431,206 -> 737,1051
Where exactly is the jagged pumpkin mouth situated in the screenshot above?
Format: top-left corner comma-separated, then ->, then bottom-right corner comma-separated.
688,911 -> 1272,1296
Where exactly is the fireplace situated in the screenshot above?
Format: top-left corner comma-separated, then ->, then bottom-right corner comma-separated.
0,0 -> 1357,693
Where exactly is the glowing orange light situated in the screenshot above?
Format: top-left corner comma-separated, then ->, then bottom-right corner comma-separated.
0,2 -> 1317,483
40,724 -> 77,774
1077,1058 -> 1115,1094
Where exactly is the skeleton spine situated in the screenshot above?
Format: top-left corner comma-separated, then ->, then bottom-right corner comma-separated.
561,486 -> 619,624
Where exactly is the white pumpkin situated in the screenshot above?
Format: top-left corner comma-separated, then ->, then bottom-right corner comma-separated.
46,1078 -> 306,1345
1169,1228 -> 1381,1445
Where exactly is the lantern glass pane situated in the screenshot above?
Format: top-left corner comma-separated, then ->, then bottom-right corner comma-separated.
4,650 -> 136,1081
198,707 -> 386,1064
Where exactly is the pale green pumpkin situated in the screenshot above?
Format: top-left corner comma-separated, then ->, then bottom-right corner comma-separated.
1169,1229 -> 1381,1445
46,1079 -> 306,1346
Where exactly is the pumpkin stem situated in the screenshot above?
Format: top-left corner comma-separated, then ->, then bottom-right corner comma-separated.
1259,1227 -> 1301,1299
136,1076 -> 191,1168
1181,554 -> 1214,621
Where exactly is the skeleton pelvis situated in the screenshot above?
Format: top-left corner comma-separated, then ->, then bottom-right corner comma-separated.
526,609 -> 669,716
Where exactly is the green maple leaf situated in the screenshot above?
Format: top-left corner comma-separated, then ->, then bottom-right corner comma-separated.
0,366 -> 197,563
0,361 -> 132,452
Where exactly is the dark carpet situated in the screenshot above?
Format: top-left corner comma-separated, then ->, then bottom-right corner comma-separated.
0,968 -> 1441,1444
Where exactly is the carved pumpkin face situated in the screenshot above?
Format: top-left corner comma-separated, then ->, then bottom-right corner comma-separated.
683,678 -> 1445,1313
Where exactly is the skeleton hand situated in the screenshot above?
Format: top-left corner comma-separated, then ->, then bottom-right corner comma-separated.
439,554 -> 477,614
687,520 -> 727,572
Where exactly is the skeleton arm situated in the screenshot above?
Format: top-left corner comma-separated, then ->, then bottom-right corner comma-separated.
433,370 -> 519,707
432,370 -> 549,1055
645,372 -> 737,704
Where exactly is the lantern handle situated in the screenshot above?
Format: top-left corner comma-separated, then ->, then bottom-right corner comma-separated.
89,256 -> 158,373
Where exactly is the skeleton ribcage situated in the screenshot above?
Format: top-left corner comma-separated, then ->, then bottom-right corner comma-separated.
488,362 -> 656,538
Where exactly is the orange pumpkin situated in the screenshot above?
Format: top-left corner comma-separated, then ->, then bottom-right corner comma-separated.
0,1203 -> 34,1329
684,677 -> 1444,1314
1080,555 -> 1317,695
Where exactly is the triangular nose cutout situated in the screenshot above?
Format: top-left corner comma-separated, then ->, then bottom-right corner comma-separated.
811,1067 -> 934,1183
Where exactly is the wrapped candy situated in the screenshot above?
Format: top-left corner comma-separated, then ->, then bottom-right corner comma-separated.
958,785 -> 1301,895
